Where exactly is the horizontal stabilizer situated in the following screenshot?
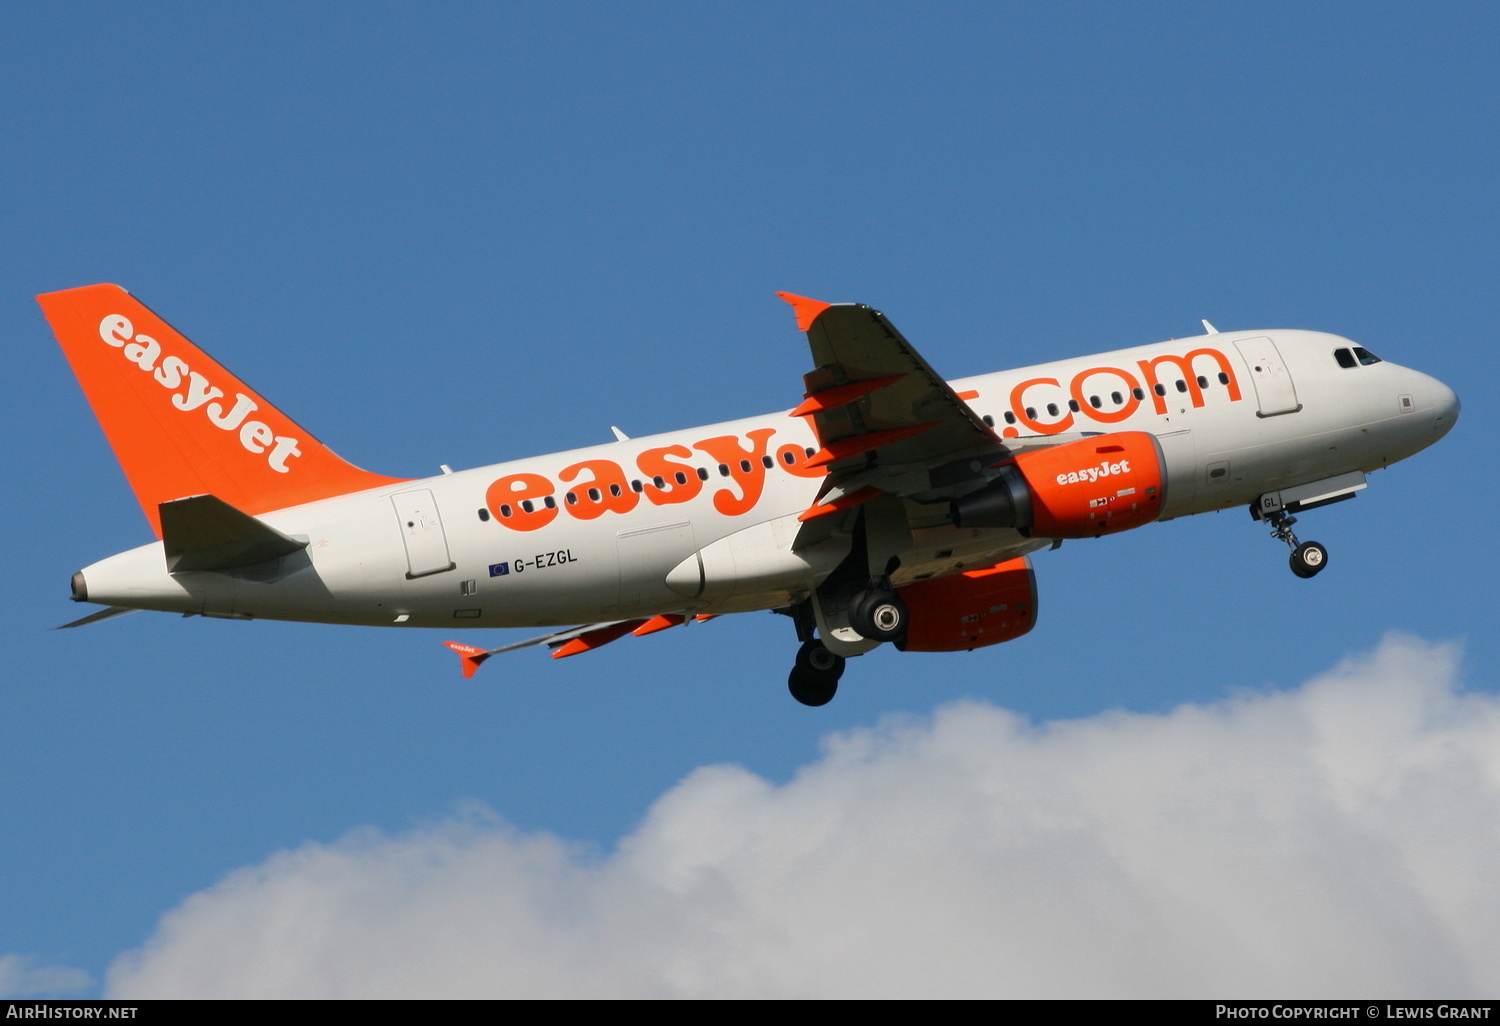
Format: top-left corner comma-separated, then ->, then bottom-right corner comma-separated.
443,642 -> 491,680
159,494 -> 307,573
55,605 -> 139,629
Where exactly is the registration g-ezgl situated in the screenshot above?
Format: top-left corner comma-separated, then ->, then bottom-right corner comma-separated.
43,285 -> 1458,705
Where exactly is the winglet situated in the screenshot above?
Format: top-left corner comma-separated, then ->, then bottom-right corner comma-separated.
775,292 -> 832,332
443,641 -> 490,679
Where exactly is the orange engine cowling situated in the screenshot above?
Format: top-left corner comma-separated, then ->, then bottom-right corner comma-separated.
895,557 -> 1038,653
950,431 -> 1165,538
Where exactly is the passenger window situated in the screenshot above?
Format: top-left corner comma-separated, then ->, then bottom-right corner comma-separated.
1354,347 -> 1382,365
739,459 -> 751,473
697,467 -> 709,479
674,471 -> 687,484
1089,395 -> 1101,408
652,476 -> 665,489
1153,384 -> 1166,397
804,447 -> 815,457
1067,399 -> 1079,413
982,414 -> 994,427
1133,387 -> 1146,400
499,504 -> 512,518
1335,348 -> 1357,369
782,451 -> 795,464
587,488 -> 601,502
565,493 -> 577,505
477,508 -> 490,522
719,464 -> 730,477
1218,372 -> 1229,385
1196,375 -> 1208,388
760,456 -> 773,469
1003,411 -> 1016,424
1025,406 -> 1037,419
1046,403 -> 1059,417
1175,380 -> 1188,393
609,483 -> 622,497
631,479 -> 643,492
543,496 -> 556,509
1111,391 -> 1123,405
521,500 -> 534,513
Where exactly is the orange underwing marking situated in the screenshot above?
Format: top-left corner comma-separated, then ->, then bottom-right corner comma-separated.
632,613 -> 686,636
797,485 -> 883,522
775,291 -> 833,332
790,374 -> 906,417
804,422 -> 939,467
693,614 -> 717,622
443,641 -> 490,680
551,620 -> 648,658
955,389 -> 980,401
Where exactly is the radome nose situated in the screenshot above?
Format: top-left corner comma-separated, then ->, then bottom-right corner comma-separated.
1430,377 -> 1460,440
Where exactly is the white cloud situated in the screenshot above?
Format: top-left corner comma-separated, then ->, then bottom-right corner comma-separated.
106,635 -> 1500,998
0,955 -> 92,998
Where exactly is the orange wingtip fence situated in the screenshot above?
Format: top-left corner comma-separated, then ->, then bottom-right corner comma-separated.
775,291 -> 832,332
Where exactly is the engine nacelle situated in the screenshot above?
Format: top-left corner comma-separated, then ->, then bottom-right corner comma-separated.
895,557 -> 1038,653
951,431 -> 1165,538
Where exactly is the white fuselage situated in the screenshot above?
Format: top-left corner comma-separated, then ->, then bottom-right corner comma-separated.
77,329 -> 1458,628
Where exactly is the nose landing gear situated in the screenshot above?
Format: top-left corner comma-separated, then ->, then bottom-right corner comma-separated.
1259,506 -> 1328,579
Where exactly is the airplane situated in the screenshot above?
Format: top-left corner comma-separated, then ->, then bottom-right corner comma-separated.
41,284 -> 1460,705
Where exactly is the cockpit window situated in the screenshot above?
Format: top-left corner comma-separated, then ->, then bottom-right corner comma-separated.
1353,346 -> 1382,365
1334,348 -> 1357,369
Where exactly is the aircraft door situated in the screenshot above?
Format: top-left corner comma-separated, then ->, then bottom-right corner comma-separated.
392,489 -> 456,578
1234,337 -> 1302,417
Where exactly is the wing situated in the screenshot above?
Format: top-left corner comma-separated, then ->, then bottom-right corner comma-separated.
780,294 -> 999,495
781,294 -> 1087,523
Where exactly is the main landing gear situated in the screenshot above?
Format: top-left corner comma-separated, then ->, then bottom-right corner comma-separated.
1260,507 -> 1328,579
783,581 -> 907,706
847,582 -> 909,643
788,639 -> 845,707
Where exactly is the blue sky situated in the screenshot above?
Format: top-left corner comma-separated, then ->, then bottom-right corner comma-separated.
2,2 -> 1496,997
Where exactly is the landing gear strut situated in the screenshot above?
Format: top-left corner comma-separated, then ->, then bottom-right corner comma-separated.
1261,507 -> 1328,579
788,639 -> 845,706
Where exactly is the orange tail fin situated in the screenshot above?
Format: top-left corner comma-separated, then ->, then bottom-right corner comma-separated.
39,284 -> 406,537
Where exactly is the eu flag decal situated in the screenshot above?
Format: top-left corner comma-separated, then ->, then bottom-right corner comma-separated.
488,562 -> 509,577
